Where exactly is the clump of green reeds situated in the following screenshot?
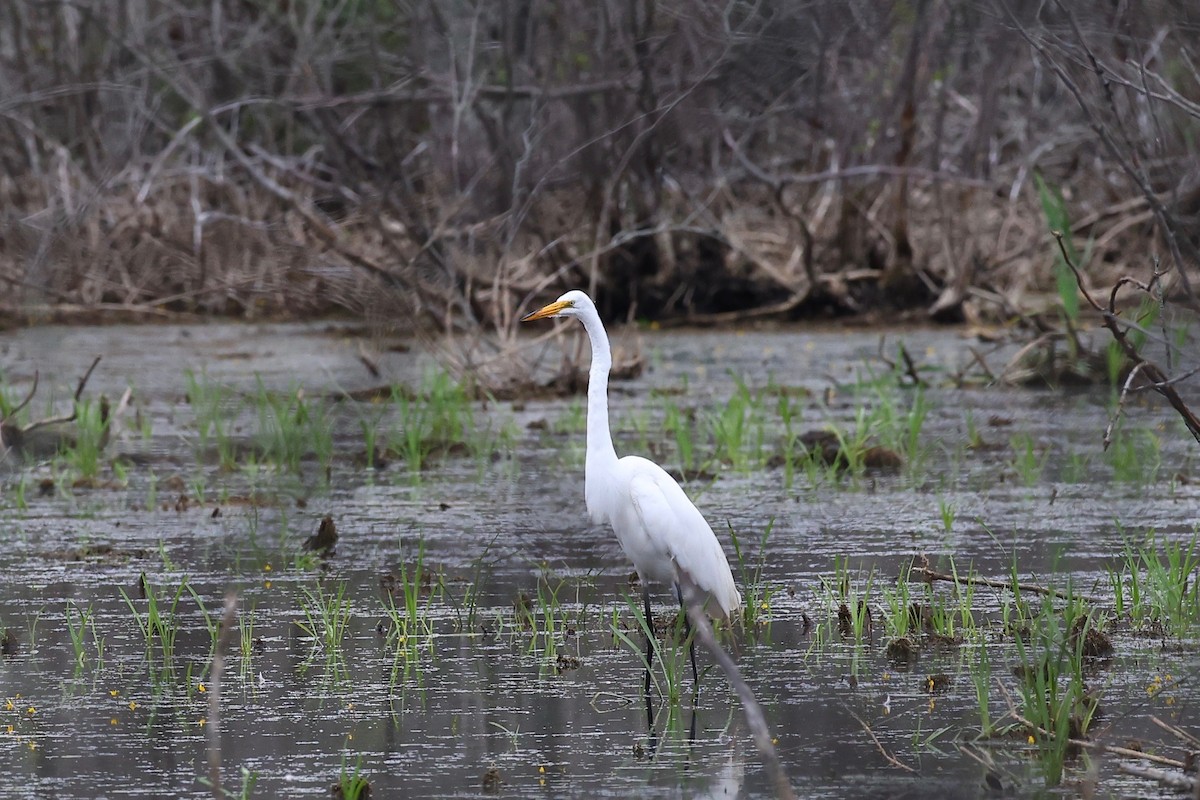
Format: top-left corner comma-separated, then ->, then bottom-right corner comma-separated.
1010,592 -> 1101,787
65,600 -> 105,672
336,756 -> 371,800
660,391 -> 699,478
383,369 -> 507,475
252,378 -> 335,477
611,593 -> 691,706
119,575 -> 188,671
382,539 -> 440,682
296,581 -> 353,676
729,520 -> 777,633
1105,427 -> 1161,486
512,565 -> 590,674
58,396 -> 112,481
708,375 -> 764,471
186,369 -> 240,471
1108,531 -> 1200,636
1008,433 -> 1048,486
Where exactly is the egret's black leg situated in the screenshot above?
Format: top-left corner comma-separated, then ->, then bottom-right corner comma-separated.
643,587 -> 655,726
676,583 -> 700,694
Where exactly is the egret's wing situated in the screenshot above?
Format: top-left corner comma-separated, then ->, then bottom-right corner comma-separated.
626,460 -> 742,616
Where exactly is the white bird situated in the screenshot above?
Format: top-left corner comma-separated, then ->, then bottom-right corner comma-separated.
522,289 -> 742,697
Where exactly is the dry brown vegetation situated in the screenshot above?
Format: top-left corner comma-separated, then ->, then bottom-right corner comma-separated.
0,1 -> 1197,331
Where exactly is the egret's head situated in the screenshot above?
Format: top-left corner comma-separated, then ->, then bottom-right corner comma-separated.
521,290 -> 594,322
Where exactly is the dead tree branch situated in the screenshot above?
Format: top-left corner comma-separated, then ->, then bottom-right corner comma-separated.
913,555 -> 1097,604
848,710 -> 917,774
1053,233 -> 1200,448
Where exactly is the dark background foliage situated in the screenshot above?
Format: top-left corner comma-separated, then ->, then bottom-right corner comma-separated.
1,0 -> 1197,326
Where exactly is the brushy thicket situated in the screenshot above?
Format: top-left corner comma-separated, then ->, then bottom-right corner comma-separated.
0,1 -> 1197,328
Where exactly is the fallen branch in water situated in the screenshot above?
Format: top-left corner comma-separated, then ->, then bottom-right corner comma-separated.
2,355 -> 103,451
1151,715 -> 1200,751
912,556 -> 1098,604
1116,763 -> 1197,793
848,709 -> 916,774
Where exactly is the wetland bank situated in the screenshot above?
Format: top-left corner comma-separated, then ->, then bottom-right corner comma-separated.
0,321 -> 1198,799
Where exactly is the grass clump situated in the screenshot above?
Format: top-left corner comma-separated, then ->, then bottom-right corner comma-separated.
119,576 -> 189,673
296,581 -> 353,676
382,539 -> 440,678
384,370 -> 507,474
1109,532 -> 1200,636
1010,593 -> 1101,787
611,593 -> 691,706
253,379 -> 335,477
729,520 -> 778,633
186,369 -> 240,471
60,396 -> 112,481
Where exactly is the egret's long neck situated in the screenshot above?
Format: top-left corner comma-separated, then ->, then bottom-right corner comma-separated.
580,310 -> 618,469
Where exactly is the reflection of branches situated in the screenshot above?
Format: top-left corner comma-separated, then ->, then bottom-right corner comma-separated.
1054,233 -> 1200,449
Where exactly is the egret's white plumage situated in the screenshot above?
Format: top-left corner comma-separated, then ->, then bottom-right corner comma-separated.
523,290 -> 742,620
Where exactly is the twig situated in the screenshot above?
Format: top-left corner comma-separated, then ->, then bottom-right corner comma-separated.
997,681 -> 1188,771
1053,233 -> 1200,448
207,592 -> 239,799
913,559 -> 1097,604
72,355 -> 101,404
5,371 -> 38,420
1151,716 -> 1200,751
681,585 -> 795,800
896,342 -> 925,388
875,336 -> 926,387
848,710 -> 917,773
1117,763 -> 1197,793
18,355 -> 102,435
1102,362 -> 1147,450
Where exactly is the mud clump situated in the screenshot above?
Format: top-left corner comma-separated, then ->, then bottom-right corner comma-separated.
331,778 -> 371,798
837,602 -> 872,637
769,430 -> 903,474
886,636 -> 918,665
1070,616 -> 1113,659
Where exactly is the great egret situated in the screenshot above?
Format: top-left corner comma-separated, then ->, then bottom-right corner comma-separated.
522,290 -> 742,698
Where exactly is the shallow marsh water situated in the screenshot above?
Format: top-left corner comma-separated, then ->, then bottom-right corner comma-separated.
0,322 -> 1197,798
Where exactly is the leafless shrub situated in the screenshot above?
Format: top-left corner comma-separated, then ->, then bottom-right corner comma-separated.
0,1 -> 1195,344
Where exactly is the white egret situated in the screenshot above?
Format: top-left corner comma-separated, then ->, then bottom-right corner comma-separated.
522,290 -> 742,696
